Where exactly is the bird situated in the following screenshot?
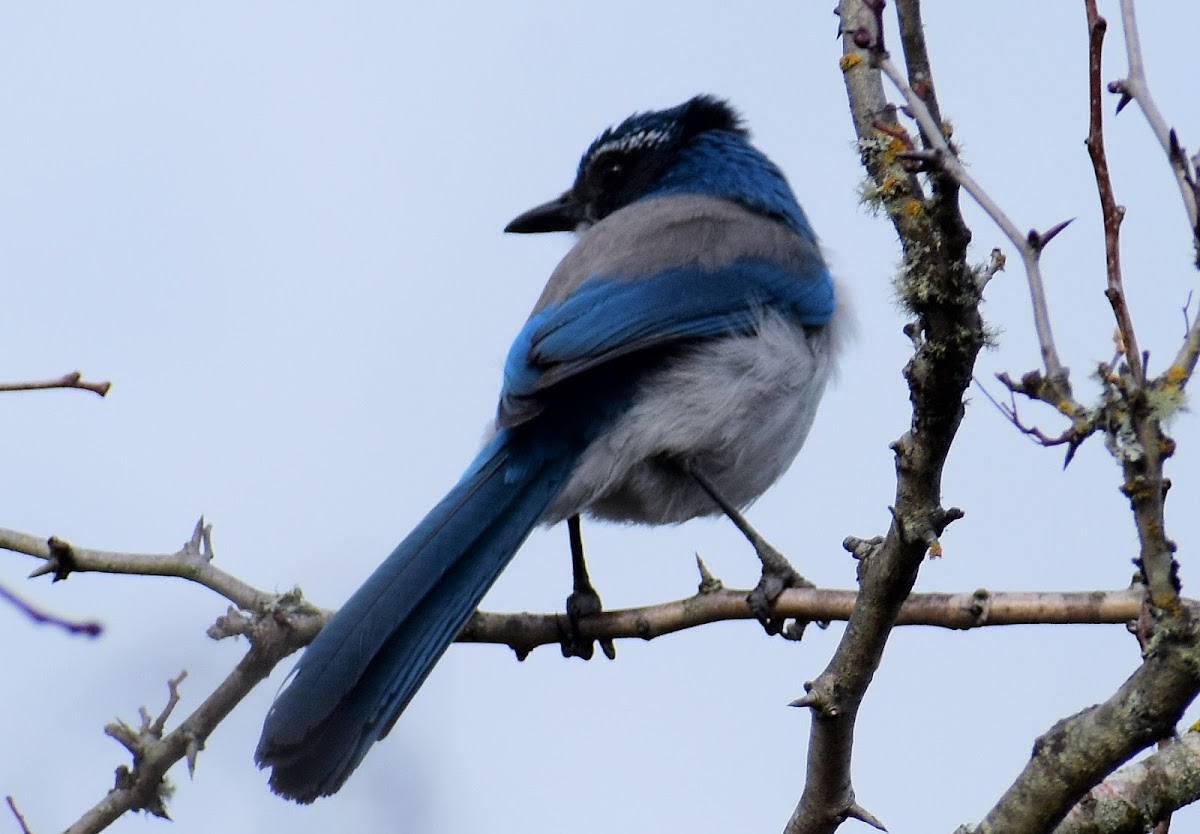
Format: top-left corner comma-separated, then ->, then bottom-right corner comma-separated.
256,94 -> 846,803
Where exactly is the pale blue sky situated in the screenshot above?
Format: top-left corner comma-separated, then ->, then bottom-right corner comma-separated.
3,3 -> 1198,832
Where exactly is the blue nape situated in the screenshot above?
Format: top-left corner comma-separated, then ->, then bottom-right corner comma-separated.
649,131 -> 818,240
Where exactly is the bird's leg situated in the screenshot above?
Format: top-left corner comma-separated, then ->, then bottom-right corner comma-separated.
561,514 -> 616,660
686,460 -> 813,636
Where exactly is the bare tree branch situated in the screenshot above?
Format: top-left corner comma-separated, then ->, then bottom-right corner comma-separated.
1109,0 -> 1200,258
956,4 -> 1200,831
1084,1 -> 1143,386
784,1 -> 984,830
1054,731 -> 1200,834
0,371 -> 110,397
60,608 -> 317,834
463,586 -> 1154,657
0,521 -> 278,614
3,508 -> 1168,834
873,29 -> 1077,409
969,630 -> 1200,833
8,6 -> 1200,833
3,520 -> 1157,652
5,796 -> 35,834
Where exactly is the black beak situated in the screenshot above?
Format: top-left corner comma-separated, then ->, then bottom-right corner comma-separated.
504,191 -> 582,234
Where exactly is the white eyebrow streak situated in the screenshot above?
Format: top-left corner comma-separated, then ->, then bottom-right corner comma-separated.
591,128 -> 671,158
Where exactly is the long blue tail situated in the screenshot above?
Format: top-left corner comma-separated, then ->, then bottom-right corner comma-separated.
255,429 -> 580,802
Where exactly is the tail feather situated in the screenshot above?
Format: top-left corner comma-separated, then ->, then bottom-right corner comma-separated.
256,430 -> 578,802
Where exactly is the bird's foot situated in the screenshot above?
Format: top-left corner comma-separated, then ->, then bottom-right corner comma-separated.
747,535 -> 814,640
682,459 -> 815,639
561,584 -> 616,660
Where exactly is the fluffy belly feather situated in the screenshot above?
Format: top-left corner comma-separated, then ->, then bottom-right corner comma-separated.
543,310 -> 837,525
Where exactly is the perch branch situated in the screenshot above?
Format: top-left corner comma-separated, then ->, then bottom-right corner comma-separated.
463,586 -> 1151,655
3,521 -> 1157,653
4,517 -> 1180,833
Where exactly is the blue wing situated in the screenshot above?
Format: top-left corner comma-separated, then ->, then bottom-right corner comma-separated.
499,257 -> 834,426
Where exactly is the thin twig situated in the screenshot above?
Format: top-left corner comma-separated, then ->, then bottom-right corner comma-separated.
1084,1 -> 1143,385
0,371 -> 110,397
875,49 -> 1076,407
1170,309 -> 1200,387
1109,0 -> 1200,390
0,582 -> 102,636
0,521 -> 278,614
6,796 -> 35,834
61,615 -> 317,834
975,376 -> 1078,448
1111,0 -> 1200,245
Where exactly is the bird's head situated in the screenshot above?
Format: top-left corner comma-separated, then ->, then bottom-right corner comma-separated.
505,95 -> 750,234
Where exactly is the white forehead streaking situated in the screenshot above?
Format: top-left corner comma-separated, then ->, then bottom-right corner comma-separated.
591,127 -> 672,159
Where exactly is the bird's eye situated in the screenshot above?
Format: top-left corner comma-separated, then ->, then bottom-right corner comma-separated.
591,154 -> 626,188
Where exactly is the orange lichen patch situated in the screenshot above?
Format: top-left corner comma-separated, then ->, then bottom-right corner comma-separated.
840,53 -> 863,72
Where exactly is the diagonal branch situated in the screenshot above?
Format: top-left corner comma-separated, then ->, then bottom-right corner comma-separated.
1171,308 -> 1200,388
972,616 -> 1200,834
60,609 -> 317,834
1110,0 -> 1200,256
784,1 -> 984,830
1054,731 -> 1200,834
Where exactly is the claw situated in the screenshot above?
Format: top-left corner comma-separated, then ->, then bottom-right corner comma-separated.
746,537 -> 810,638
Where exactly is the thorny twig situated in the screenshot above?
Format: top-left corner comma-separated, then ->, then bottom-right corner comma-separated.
846,1 -> 1078,411
973,377 -> 1090,466
1109,0 -> 1200,257
3,520 -> 277,614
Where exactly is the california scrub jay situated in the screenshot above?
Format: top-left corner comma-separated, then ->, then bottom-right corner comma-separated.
257,95 -> 846,802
